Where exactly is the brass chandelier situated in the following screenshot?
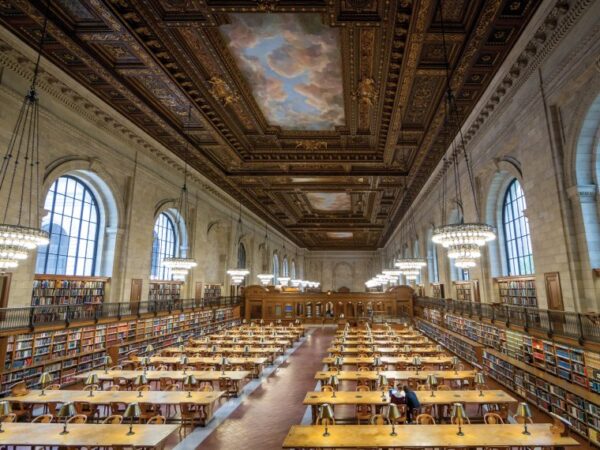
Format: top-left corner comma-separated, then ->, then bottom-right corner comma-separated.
0,0 -> 52,269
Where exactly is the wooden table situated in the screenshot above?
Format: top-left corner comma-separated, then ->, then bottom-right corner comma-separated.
76,369 -> 250,396
161,346 -> 282,363
315,370 -> 477,384
192,339 -> 290,348
5,390 -> 223,425
149,356 -> 267,377
322,356 -> 452,367
416,389 -> 518,405
282,424 -> 580,448
0,423 -> 180,449
303,391 -> 389,423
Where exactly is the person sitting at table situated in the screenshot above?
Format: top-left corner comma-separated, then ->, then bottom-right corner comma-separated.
402,385 -> 421,423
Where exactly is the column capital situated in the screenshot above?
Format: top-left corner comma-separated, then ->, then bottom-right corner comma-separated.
567,184 -> 597,203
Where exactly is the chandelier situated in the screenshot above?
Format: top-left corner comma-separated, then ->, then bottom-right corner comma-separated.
162,107 -> 196,278
278,276 -> 290,286
430,0 -> 496,268
0,3 -> 52,269
227,197 -> 249,285
257,273 -> 273,286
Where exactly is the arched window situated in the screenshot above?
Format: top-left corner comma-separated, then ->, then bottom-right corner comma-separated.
151,213 -> 178,280
237,242 -> 246,268
291,260 -> 296,279
283,257 -> 289,277
272,253 -> 279,284
36,176 -> 100,276
502,179 -> 534,275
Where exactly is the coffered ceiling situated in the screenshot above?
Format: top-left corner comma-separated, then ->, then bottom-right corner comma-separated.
0,0 -> 540,249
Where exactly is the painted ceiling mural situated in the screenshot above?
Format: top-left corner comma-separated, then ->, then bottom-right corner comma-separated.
306,192 -> 351,212
221,14 -> 345,130
327,232 -> 353,239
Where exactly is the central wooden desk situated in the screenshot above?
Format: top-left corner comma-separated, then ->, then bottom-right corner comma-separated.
76,369 -> 250,395
282,424 -> 580,448
303,391 -> 389,423
5,390 -> 223,425
0,423 -> 179,449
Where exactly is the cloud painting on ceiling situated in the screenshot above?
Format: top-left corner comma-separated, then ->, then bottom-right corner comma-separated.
306,192 -> 351,211
327,232 -> 353,239
221,14 -> 345,130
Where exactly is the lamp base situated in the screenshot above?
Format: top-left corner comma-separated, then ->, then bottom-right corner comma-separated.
522,430 -> 531,435
456,431 -> 464,436
127,430 -> 136,436
322,431 -> 330,437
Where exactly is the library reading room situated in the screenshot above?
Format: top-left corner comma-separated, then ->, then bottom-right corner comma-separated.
0,0 -> 596,449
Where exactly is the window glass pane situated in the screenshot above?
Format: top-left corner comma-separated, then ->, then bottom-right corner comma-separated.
150,213 -> 178,280
35,176 -> 101,276
502,179 -> 535,276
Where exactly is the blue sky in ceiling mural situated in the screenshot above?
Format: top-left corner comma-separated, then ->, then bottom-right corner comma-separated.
221,14 -> 345,130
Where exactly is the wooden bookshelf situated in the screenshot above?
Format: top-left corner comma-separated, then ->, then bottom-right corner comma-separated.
454,281 -> 472,302
415,318 -> 483,368
483,348 -> 600,446
431,283 -> 444,299
429,309 -> 600,394
203,284 -> 222,301
0,306 -> 240,395
495,276 -> 538,307
416,315 -> 600,446
148,281 -> 182,301
31,275 -> 109,306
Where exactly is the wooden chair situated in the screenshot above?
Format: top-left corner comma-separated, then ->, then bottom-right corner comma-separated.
159,377 -> 176,391
356,385 -> 370,392
101,415 -> 123,424
112,376 -> 130,390
218,377 -> 235,397
321,385 -> 334,392
110,401 -> 127,417
10,400 -> 32,421
74,401 -> 99,423
139,403 -> 159,423
32,414 -> 53,423
416,384 -> 429,391
108,385 -> 120,391
199,384 -> 214,392
46,384 -> 61,390
179,403 -> 203,434
147,415 -> 166,424
437,384 -> 451,391
67,414 -> 88,424
356,404 -> 372,424
484,412 -> 505,424
1,413 -> 16,423
513,413 -> 533,425
370,414 -> 389,425
415,413 -> 436,424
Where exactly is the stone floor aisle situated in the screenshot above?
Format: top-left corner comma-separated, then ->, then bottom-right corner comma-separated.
196,326 -> 334,450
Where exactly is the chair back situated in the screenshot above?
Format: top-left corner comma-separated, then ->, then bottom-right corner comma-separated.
356,385 -> 370,392
321,385 -> 334,392
102,415 -> 123,424
32,414 -> 53,423
484,412 -> 505,424
415,413 -> 436,424
2,413 -> 16,423
370,414 -> 388,425
147,415 -> 166,424
67,414 -> 88,424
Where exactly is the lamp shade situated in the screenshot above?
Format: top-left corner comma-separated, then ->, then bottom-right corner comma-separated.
403,345 -> 411,353
85,373 -> 99,385
0,401 -> 11,417
221,357 -> 229,366
177,337 -> 184,344
133,374 -> 148,386
57,402 -> 76,419
319,403 -> 334,421
123,402 -> 141,419
516,402 -> 532,419
183,375 -> 197,386
378,374 -> 388,386
180,356 -> 188,365
451,403 -> 467,421
436,345 -> 443,352
140,357 -> 149,366
145,344 -> 154,353
412,356 -> 422,366
426,374 -> 438,386
329,375 -> 339,387
103,355 -> 112,366
474,372 -> 485,385
39,372 -> 53,385
387,403 -> 401,422
451,356 -> 460,366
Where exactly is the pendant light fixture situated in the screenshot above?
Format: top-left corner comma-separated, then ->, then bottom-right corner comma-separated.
256,223 -> 273,285
430,0 -> 496,267
0,0 -> 52,269
394,216 -> 426,280
227,194 -> 249,284
162,107 -> 197,278
278,240 -> 290,286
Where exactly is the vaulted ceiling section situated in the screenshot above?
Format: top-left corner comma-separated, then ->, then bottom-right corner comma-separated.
0,0 -> 540,249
